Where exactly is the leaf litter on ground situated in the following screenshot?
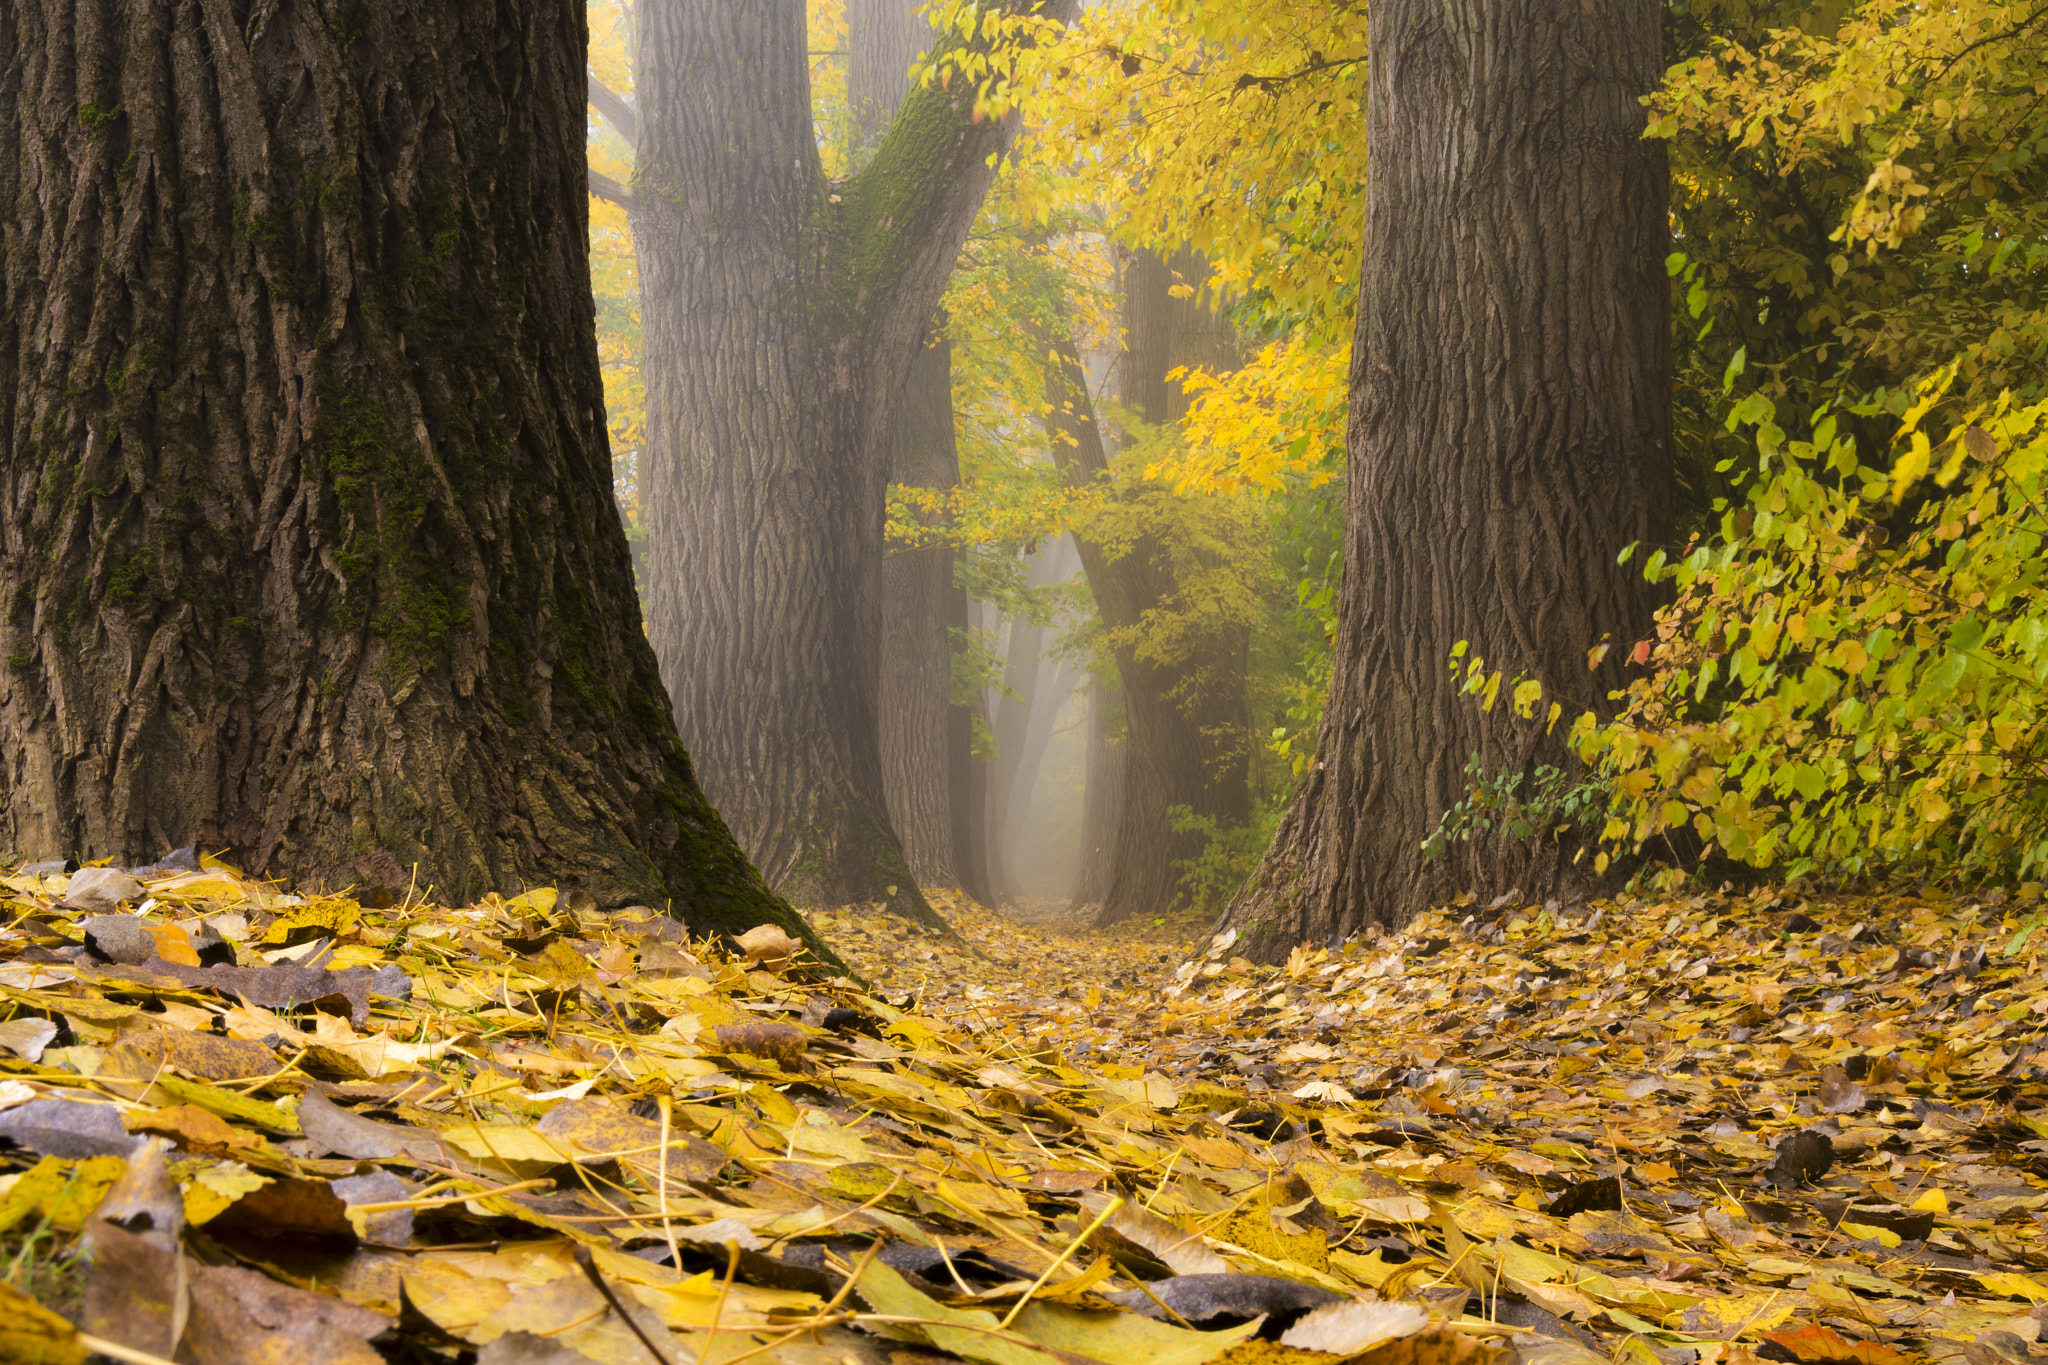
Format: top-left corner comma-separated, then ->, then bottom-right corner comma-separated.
2,863 -> 2047,1365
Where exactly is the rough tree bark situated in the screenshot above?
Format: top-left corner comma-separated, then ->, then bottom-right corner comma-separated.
854,0 -> 969,891
1215,0 -> 1672,961
632,0 -> 1070,928
0,0 -> 813,946
877,332 -> 964,888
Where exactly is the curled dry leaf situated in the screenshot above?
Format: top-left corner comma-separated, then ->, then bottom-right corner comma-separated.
1279,1299 -> 1433,1353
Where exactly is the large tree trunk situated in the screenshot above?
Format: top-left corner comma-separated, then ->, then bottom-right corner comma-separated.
1071,681 -> 1124,907
1216,0 -> 1673,962
634,0 -> 1069,929
878,333 -> 963,887
0,0 -> 811,946
1079,249 -> 1251,926
856,0 -> 966,892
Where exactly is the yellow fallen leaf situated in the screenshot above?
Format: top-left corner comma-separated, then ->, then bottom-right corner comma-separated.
1978,1271 -> 2048,1302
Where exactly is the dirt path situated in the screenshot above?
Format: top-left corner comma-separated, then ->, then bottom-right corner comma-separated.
802,888 -> 1204,1006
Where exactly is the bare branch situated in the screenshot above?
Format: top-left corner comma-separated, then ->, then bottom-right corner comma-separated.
587,167 -> 637,213
587,74 -> 640,147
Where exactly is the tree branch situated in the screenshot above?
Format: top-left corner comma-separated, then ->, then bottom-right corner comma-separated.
588,74 -> 640,147
587,167 -> 637,213
836,0 -> 1079,329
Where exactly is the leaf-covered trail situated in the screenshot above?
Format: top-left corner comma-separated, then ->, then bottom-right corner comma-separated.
5,863 -> 2048,1365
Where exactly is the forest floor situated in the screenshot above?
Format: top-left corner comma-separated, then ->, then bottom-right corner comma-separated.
4,867 -> 2048,1365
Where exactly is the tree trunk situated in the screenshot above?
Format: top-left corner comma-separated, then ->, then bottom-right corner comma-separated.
1216,0 -> 1673,962
849,0 -> 927,151
635,0 -> 1069,929
878,333 -> 962,887
950,588 -> 997,907
1076,249 -> 1252,926
1072,681 -> 1124,907
0,0 -> 813,948
856,0 -> 966,892
1122,248 -> 1237,429
1035,316 -> 1250,924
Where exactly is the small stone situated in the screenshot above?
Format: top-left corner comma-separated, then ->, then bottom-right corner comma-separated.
60,867 -> 145,914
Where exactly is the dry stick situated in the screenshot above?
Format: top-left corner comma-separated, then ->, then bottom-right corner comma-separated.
996,1194 -> 1123,1330
696,1239 -> 744,1365
76,1334 -> 181,1365
347,1177 -> 555,1215
1128,1275 -> 1198,1330
569,1155 -> 639,1222
697,1240 -> 887,1365
573,1243 -> 677,1365
1141,1149 -> 1181,1209
933,1236 -> 976,1295
659,1095 -> 684,1272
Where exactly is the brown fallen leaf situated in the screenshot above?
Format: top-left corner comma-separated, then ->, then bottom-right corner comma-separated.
179,1260 -> 391,1365
207,1176 -> 357,1241
81,1217 -> 184,1361
711,1020 -> 808,1065
1083,1191 -> 1230,1276
127,1103 -> 262,1152
734,923 -> 802,970
534,1096 -> 732,1184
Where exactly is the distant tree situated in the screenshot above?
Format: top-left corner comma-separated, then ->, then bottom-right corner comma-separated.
616,0 -> 1070,928
1215,0 -> 1673,958
850,0 -> 987,900
1092,248 -> 1250,924
1033,260 -> 1253,925
0,0 -> 811,942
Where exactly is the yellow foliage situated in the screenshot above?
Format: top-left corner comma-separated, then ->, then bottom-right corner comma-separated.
1147,339 -> 1346,497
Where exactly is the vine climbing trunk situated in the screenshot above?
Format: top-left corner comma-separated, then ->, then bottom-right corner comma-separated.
0,0 -> 814,947
634,0 -> 1071,928
1215,0 -> 1673,961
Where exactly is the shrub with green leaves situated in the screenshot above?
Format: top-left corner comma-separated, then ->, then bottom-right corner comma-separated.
1574,360 -> 2048,882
